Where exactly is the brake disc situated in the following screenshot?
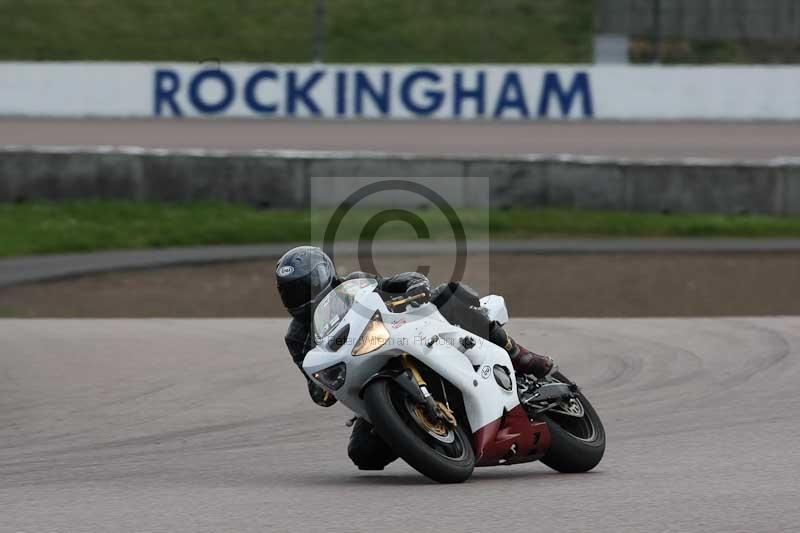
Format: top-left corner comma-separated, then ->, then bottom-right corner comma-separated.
405,398 -> 456,443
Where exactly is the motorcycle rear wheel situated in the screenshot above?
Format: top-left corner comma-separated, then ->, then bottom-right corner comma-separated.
363,378 -> 475,484
539,371 -> 606,473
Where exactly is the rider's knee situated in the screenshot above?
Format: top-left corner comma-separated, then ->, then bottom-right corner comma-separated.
347,419 -> 396,470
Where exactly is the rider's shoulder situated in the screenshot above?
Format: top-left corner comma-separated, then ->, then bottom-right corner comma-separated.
285,316 -> 310,341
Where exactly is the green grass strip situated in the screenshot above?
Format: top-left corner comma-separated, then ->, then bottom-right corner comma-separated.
3,201 -> 800,257
0,0 -> 592,63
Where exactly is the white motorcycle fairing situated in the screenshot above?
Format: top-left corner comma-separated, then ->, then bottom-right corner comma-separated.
302,279 -> 550,466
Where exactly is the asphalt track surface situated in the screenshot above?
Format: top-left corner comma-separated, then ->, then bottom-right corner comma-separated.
2,318 -> 799,532
4,119 -> 800,160
5,239 -> 800,289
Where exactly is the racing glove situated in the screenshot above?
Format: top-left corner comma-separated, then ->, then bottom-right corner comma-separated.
404,278 -> 431,307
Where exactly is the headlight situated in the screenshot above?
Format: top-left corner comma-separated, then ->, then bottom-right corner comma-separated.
313,363 -> 347,390
352,311 -> 390,356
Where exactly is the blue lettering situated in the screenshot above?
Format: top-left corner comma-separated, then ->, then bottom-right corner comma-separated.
537,71 -> 593,118
336,71 -> 347,116
244,70 -> 278,114
400,70 -> 443,116
286,71 -> 324,116
153,69 -> 182,117
453,71 -> 485,117
493,72 -> 529,118
354,71 -> 390,116
188,70 -> 234,114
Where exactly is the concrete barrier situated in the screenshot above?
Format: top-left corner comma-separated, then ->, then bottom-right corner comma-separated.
2,145 -> 800,215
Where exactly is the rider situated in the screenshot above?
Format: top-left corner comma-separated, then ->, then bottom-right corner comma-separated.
276,245 -> 554,471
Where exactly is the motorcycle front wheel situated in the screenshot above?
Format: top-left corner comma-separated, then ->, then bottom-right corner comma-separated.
363,378 -> 475,484
539,371 -> 606,473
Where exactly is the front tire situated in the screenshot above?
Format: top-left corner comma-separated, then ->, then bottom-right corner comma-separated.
363,378 -> 475,484
539,372 -> 606,474
539,372 -> 605,473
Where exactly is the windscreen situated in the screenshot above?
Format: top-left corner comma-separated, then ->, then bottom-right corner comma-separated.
313,278 -> 378,340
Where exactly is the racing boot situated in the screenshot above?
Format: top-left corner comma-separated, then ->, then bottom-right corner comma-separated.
508,343 -> 555,380
489,322 -> 555,379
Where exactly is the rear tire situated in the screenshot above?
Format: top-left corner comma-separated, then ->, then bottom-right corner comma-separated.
540,372 -> 605,473
363,378 -> 475,484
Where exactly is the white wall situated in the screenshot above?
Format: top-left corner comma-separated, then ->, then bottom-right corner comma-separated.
1,62 -> 799,120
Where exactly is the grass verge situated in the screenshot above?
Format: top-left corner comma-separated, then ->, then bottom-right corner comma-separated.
0,0 -> 591,63
3,201 -> 800,257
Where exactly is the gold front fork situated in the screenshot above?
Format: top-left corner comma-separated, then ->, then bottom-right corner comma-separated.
400,354 -> 457,428
401,353 -> 427,388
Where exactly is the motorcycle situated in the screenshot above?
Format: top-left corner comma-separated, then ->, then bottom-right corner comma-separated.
303,278 -> 605,483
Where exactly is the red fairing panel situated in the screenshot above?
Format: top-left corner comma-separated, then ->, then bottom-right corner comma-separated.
473,405 -> 551,467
